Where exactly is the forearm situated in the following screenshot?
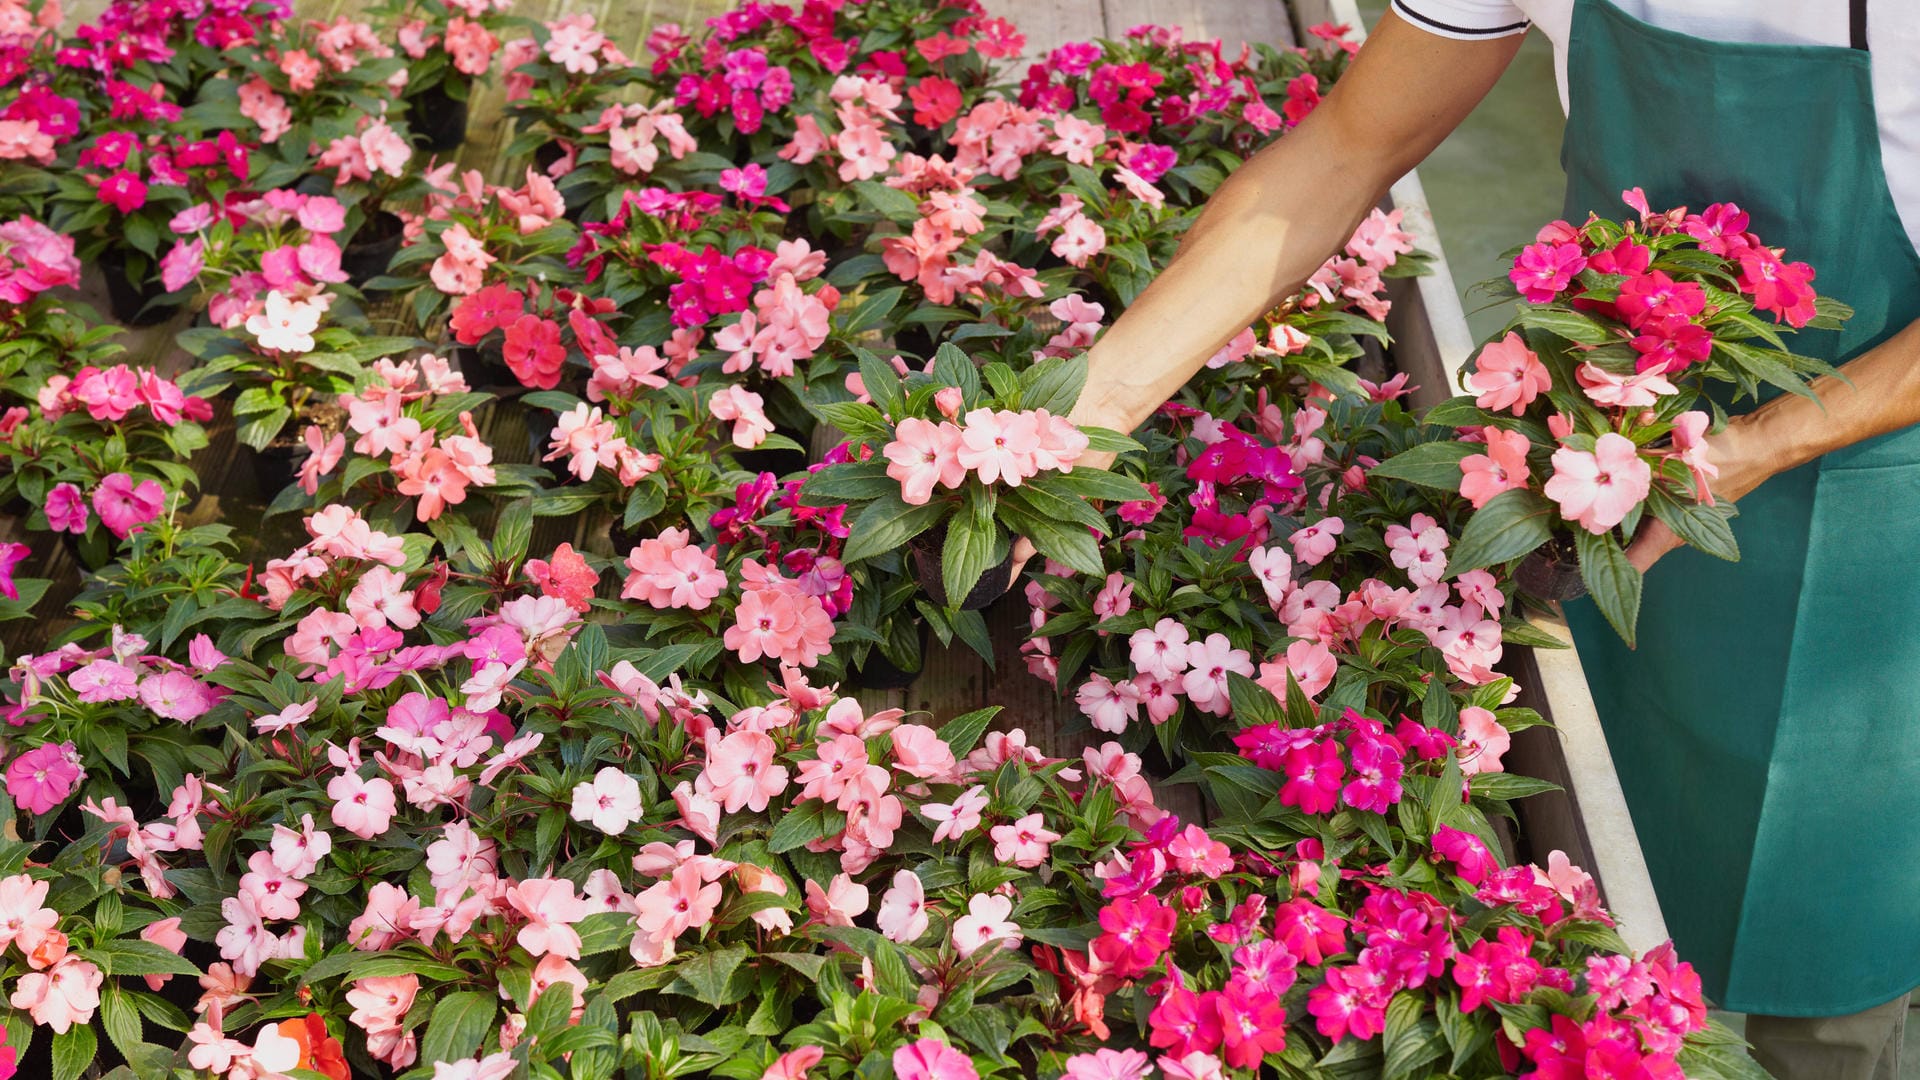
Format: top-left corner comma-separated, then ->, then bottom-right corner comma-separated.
1066,12 -> 1522,435
1722,318 -> 1920,495
1071,121 -> 1388,432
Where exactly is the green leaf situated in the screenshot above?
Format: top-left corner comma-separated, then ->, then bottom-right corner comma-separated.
851,180 -> 920,223
768,799 -> 839,854
932,342 -> 981,405
419,991 -> 495,1065
1382,993 -> 1447,1080
85,939 -> 203,978
100,985 -> 143,1064
1369,440 -> 1477,490
1448,488 -> 1554,574
1646,487 -> 1739,562
1035,468 -> 1150,504
1079,426 -> 1144,455
997,500 -> 1103,577
667,946 -> 753,1007
492,496 -> 534,567
797,460 -> 895,505
1574,527 -> 1642,647
858,349 -> 906,420
938,707 -> 1000,756
1468,773 -> 1562,801
809,399 -> 889,440
840,493 -> 945,565
1226,672 -> 1285,727
1515,307 -> 1612,345
942,487 -> 1005,608
1021,354 -> 1087,415
51,1022 -> 95,1080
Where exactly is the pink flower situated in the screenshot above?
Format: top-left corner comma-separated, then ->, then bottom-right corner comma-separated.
1433,825 -> 1497,884
138,670 -> 212,721
570,767 -> 642,834
1181,633 -> 1254,717
1129,618 -> 1191,680
884,418 -> 967,505
1468,333 -> 1551,416
1288,517 -> 1345,567
1542,433 -> 1651,533
990,812 -> 1061,868
137,917 -> 188,991
8,954 -> 100,1032
43,483 -> 87,534
1459,427 -> 1532,509
1671,410 -> 1719,504
507,878 -> 591,959
803,873 -> 868,928
1307,964 -> 1390,1042
1456,706 -> 1512,776
1278,741 -> 1344,815
955,408 -> 1041,486
1063,1049 -> 1152,1080
704,730 -> 789,813
922,785 -> 987,843
1509,241 -> 1586,303
951,892 -> 1020,957
876,869 -> 928,944
299,425 -> 346,495
5,743 -> 80,814
763,1048 -> 825,1080
1575,362 -> 1677,409
724,586 -> 834,668
345,974 -> 418,1037
709,385 -> 774,449
327,772 -> 398,839
1077,672 -> 1142,734
92,473 -> 165,539
894,1039 -> 977,1080
0,874 -> 58,958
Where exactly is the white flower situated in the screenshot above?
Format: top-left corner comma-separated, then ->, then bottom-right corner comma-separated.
569,767 -> 643,835
245,290 -> 320,353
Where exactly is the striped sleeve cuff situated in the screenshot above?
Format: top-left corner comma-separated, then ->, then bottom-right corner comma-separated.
1391,0 -> 1531,39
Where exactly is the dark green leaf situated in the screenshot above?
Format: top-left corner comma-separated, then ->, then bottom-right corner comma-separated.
1574,527 -> 1642,646
1448,488 -> 1554,574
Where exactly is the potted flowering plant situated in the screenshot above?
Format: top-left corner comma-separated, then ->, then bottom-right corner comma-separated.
187,13 -> 409,169
800,345 -> 1143,616
153,187 -> 352,323
368,0 -> 513,153
497,12 -> 644,177
387,166 -> 576,344
1373,191 -> 1850,645
174,289 -> 415,460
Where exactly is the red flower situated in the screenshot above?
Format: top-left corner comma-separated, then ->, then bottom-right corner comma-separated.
450,284 -> 525,345
502,313 -> 565,389
97,170 -> 147,213
909,77 -> 962,127
526,543 -> 600,613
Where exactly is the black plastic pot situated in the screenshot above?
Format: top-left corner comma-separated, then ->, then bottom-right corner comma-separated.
1515,547 -> 1588,602
101,245 -> 182,326
342,211 -> 405,288
854,623 -> 929,690
911,529 -> 1018,611
409,79 -> 470,153
453,341 -> 516,391
244,442 -> 302,498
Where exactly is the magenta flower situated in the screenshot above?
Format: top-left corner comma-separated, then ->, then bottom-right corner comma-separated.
1508,241 -> 1587,303
892,1039 -> 977,1080
91,473 -> 165,539
0,542 -> 26,601
1433,825 -> 1497,884
5,742 -> 81,814
97,170 -> 147,213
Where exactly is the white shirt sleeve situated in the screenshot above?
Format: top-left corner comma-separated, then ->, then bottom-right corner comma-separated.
1390,0 -> 1531,39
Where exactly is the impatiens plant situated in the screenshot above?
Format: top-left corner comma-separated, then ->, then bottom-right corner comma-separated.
802,346 -> 1143,616
1373,190 -> 1850,643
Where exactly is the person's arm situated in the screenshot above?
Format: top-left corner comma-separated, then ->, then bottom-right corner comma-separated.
1068,12 -> 1523,439
1629,318 -> 1920,568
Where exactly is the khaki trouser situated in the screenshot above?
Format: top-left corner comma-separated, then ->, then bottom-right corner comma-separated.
1747,995 -> 1909,1080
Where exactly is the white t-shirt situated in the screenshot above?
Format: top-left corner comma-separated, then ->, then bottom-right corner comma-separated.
1391,0 -> 1920,251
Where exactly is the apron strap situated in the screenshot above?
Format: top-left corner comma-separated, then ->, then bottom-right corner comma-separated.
1852,0 -> 1869,50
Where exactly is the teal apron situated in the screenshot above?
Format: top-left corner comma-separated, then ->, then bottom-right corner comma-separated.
1561,0 -> 1920,1015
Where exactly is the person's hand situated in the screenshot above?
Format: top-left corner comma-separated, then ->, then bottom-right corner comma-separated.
1625,411 -> 1778,572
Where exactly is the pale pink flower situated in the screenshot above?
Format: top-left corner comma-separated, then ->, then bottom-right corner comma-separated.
345,974 -> 418,1037
876,869 -> 928,943
569,767 -> 642,834
990,812 -> 1061,868
1459,427 -> 1532,509
923,785 -> 987,843
762,1047 -> 826,1080
951,893 -> 1020,958
1456,706 -> 1512,776
506,878 -> 590,959
804,873 -> 869,928
895,1040 -> 979,1080
9,954 -> 101,1032
955,408 -> 1040,486
327,772 -> 398,839
1181,633 -> 1255,717
884,418 -> 966,505
1543,433 -> 1652,533
1076,672 -> 1142,734
1575,361 -> 1678,408
1128,618 -> 1191,681
1288,517 -> 1345,567
704,730 -> 789,813
1468,333 -> 1551,416
1671,410 -> 1719,503
709,385 -> 775,449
